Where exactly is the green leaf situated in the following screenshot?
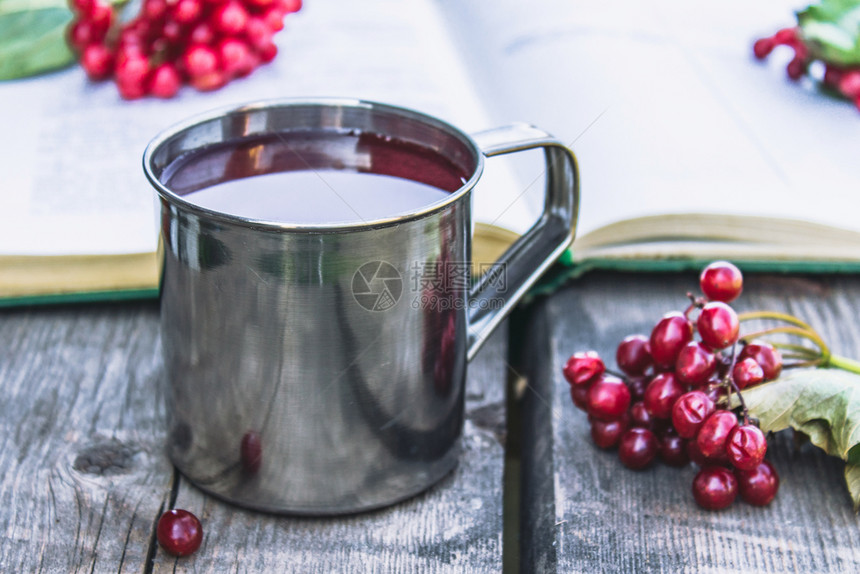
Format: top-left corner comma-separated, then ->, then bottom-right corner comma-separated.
846,463 -> 860,510
734,368 -> 860,508
797,0 -> 860,66
0,0 -> 76,80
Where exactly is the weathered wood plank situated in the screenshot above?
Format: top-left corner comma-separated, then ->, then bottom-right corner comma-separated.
0,302 -> 507,572
0,302 -> 172,573
518,272 -> 860,573
151,321 -> 509,573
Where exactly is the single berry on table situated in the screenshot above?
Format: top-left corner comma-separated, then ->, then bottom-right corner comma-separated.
157,509 -> 203,557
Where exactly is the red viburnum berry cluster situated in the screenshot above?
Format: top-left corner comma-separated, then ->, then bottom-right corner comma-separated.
754,27 -> 860,113
66,0 -> 302,99
563,261 -> 780,511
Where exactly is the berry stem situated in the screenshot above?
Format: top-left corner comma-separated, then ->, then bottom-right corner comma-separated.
741,326 -> 830,361
684,292 -> 706,319
724,342 -> 749,420
737,310 -> 816,331
769,342 -> 821,359
604,368 -> 629,381
824,354 -> 860,375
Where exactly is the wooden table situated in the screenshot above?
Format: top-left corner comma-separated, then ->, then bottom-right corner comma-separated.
2,270 -> 859,572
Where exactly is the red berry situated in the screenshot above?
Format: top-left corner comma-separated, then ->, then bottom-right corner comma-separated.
618,427 -> 659,470
570,383 -> 591,411
281,0 -> 301,12
643,372 -> 685,420
240,430 -> 262,474
726,424 -> 767,470
675,341 -> 716,386
149,63 -> 181,98
649,312 -> 694,368
738,343 -> 782,381
68,20 -> 107,51
183,44 -> 218,78
699,261 -> 743,302
562,351 -> 605,386
218,38 -> 252,77
212,1 -> 249,35
671,390 -> 715,439
752,38 -> 774,60
190,21 -> 216,45
838,71 -> 860,99
264,6 -> 286,31
732,357 -> 764,390
190,70 -> 228,91
659,433 -> 689,467
696,410 -> 738,459
69,0 -> 94,13
587,376 -> 631,421
616,334 -> 653,376
80,43 -> 114,80
697,302 -> 739,350
630,401 -> 654,430
774,27 -> 798,45
143,0 -> 168,21
157,509 -> 203,556
824,64 -> 844,88
627,376 -> 648,401
90,1 -> 113,26
258,41 -> 278,63
174,0 -> 202,23
735,460 -> 779,506
692,466 -> 737,510
245,16 -> 273,50
591,416 -> 629,449
115,54 -> 150,99
786,57 -> 807,81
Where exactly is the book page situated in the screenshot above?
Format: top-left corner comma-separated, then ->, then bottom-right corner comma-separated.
0,0 -> 525,258
439,0 -> 860,239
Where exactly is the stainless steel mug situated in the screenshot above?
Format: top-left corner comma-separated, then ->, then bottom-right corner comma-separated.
144,98 -> 578,514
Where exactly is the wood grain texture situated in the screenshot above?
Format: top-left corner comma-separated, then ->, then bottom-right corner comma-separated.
0,303 -> 506,572
518,272 -> 860,574
0,302 -> 172,573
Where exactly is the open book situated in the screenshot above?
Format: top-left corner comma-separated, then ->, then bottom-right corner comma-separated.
2,0 -> 859,305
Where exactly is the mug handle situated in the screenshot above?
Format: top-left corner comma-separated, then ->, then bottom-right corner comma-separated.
466,124 -> 580,361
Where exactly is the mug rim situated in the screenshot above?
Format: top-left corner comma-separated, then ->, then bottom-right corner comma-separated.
143,97 -> 485,232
